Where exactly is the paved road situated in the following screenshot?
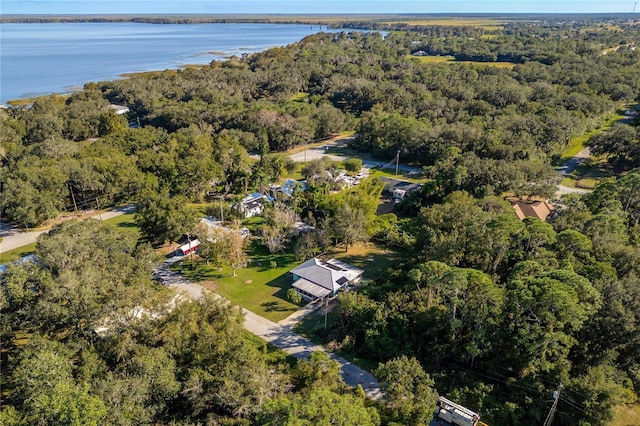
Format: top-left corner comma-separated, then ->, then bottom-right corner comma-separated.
288,136 -> 421,174
160,265 -> 382,400
556,147 -> 591,177
555,185 -> 591,197
0,205 -> 136,253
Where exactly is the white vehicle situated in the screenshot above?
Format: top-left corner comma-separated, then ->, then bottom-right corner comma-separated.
435,397 -> 481,426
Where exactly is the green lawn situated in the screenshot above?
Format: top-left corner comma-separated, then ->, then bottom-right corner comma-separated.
172,238 -> 404,322
0,242 -> 37,264
369,168 -> 427,183
410,55 -> 516,69
172,239 -> 303,322
0,213 -> 139,265
326,242 -> 407,280
294,241 -> 406,373
558,111 -> 626,162
561,159 -> 616,191
102,212 -> 140,236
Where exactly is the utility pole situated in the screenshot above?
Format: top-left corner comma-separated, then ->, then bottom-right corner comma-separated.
395,150 -> 400,176
542,383 -> 563,426
324,296 -> 328,330
67,183 -> 78,214
95,197 -> 102,220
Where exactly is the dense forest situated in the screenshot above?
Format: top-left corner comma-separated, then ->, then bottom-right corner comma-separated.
1,16 -> 640,425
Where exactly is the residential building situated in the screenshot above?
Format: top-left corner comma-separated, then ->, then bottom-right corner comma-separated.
381,177 -> 422,200
289,257 -> 364,301
109,104 -> 130,115
235,192 -> 273,218
512,201 -> 553,221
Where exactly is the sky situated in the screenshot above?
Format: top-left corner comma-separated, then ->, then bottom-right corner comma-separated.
1,1 -> 638,15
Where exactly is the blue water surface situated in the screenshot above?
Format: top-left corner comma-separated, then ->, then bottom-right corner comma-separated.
0,22 -> 341,104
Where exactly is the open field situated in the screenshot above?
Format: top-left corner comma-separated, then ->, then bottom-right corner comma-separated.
282,131 -> 356,156
410,55 -> 516,69
171,239 -> 302,322
610,403 -> 640,426
558,111 -> 626,162
560,160 -> 616,190
369,168 -> 427,183
324,241 -> 406,280
102,212 -> 140,236
385,18 -> 505,31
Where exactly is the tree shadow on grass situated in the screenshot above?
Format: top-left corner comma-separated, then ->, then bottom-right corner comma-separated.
116,221 -> 137,229
262,273 -> 301,313
261,301 -> 294,312
172,261 -> 228,281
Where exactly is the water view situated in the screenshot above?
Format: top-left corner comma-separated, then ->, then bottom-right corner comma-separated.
0,22 -> 340,104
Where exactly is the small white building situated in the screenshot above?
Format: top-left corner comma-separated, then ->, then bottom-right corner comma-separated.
109,104 -> 130,115
235,192 -> 273,218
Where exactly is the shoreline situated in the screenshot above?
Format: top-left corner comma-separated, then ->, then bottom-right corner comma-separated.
1,22 -> 344,106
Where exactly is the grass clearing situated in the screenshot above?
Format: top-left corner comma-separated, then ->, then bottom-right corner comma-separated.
410,55 -> 516,69
172,239 -> 302,322
0,242 -> 37,264
561,160 -> 616,190
282,132 -> 356,156
324,241 -> 406,280
369,168 -> 427,183
559,111 -> 626,162
609,403 -> 640,426
102,212 -> 140,236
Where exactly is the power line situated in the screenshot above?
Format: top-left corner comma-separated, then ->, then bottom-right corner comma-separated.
542,383 -> 563,426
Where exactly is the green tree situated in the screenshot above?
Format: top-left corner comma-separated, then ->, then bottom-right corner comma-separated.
293,351 -> 345,392
10,339 -> 107,426
12,220 -> 167,338
135,189 -> 197,245
343,157 -> 363,174
196,224 -> 248,276
287,288 -> 303,304
375,355 -> 439,425
257,386 -> 381,426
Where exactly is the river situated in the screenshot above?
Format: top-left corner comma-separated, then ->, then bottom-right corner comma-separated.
0,22 -> 342,105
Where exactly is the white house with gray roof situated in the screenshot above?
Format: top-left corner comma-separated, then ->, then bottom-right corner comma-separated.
289,258 -> 364,301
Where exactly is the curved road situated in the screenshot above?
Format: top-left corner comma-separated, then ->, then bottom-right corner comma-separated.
556,147 -> 591,177
0,205 -> 136,253
165,271 -> 382,400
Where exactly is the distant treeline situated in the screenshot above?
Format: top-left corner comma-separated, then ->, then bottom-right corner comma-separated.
2,13 -> 639,25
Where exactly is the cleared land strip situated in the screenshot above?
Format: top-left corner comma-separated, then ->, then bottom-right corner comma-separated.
0,205 -> 136,253
166,271 -> 382,400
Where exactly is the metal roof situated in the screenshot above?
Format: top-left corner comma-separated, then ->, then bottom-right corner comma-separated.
292,278 -> 331,298
289,258 -> 363,293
